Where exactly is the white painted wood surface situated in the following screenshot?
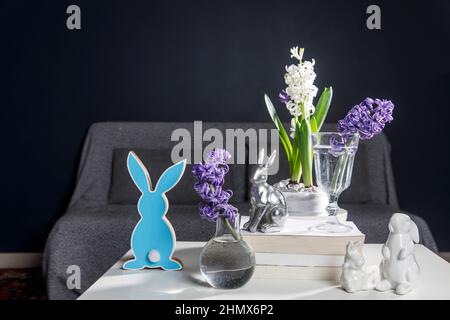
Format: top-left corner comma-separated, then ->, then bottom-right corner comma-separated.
79,242 -> 450,300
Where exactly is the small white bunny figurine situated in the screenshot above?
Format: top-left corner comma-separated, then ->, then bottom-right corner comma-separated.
341,241 -> 380,293
376,213 -> 420,295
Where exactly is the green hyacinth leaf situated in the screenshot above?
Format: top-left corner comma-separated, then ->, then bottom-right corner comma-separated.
313,87 -> 333,131
298,119 -> 313,187
310,116 -> 318,160
264,94 -> 293,164
311,116 -> 318,133
291,119 -> 302,183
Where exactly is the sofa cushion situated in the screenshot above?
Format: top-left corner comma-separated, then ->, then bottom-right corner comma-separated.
109,148 -> 247,204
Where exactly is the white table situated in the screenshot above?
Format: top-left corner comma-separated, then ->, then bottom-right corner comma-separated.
79,242 -> 450,300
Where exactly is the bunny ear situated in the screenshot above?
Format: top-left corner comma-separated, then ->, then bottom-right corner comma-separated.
347,241 -> 357,252
346,241 -> 353,251
154,159 -> 186,194
266,150 -> 277,167
127,151 -> 152,194
388,222 -> 394,233
410,220 -> 420,243
258,148 -> 265,165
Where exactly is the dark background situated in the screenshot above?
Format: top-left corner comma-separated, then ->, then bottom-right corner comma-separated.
1,0 -> 449,252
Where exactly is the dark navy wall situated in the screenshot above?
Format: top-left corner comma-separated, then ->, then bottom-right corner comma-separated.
1,0 -> 450,251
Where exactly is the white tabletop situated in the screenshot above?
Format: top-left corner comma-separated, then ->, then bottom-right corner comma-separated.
79,242 -> 450,300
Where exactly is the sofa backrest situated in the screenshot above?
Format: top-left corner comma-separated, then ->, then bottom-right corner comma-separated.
69,122 -> 398,209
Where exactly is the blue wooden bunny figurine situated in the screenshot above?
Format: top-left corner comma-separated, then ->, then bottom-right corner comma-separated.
122,151 -> 186,271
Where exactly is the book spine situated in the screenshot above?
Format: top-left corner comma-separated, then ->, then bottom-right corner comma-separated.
255,253 -> 345,267
244,235 -> 365,255
253,265 -> 342,281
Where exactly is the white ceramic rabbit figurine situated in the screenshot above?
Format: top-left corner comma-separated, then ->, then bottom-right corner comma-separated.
341,241 -> 380,293
376,213 -> 420,295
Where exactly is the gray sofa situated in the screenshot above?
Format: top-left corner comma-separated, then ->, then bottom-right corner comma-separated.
43,122 -> 437,300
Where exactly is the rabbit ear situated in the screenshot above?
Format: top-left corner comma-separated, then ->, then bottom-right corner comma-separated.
346,241 -> 353,252
154,159 -> 186,194
388,222 -> 394,233
409,220 -> 420,243
127,151 -> 152,194
258,148 -> 265,165
266,150 -> 277,167
347,241 -> 358,252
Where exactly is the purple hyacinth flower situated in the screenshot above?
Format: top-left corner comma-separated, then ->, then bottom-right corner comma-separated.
337,97 -> 394,140
329,135 -> 346,157
373,99 -> 394,124
199,203 -> 219,222
216,203 -> 238,223
206,148 -> 231,165
192,162 -> 227,186
192,148 -> 238,223
279,90 -> 291,104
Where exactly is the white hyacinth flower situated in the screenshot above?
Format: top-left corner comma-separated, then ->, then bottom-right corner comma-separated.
286,101 -> 301,117
290,118 -> 297,138
290,46 -> 304,61
283,47 -> 318,117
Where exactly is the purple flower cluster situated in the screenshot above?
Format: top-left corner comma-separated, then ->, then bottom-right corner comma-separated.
329,135 -> 346,157
192,148 -> 238,222
338,98 -> 394,140
279,90 -> 290,104
205,148 -> 231,164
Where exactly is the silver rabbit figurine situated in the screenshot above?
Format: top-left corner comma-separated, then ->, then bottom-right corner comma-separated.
243,149 -> 287,233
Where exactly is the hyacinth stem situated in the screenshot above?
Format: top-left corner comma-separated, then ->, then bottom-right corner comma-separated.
209,184 -> 239,241
299,119 -> 313,187
300,102 -> 306,122
291,116 -> 302,183
331,153 -> 349,195
291,159 -> 302,183
221,216 -> 240,241
291,168 -> 302,184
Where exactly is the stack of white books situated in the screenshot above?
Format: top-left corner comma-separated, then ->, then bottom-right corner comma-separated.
241,216 -> 365,280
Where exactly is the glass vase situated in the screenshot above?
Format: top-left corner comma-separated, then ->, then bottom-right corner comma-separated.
310,132 -> 359,233
200,214 -> 255,289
